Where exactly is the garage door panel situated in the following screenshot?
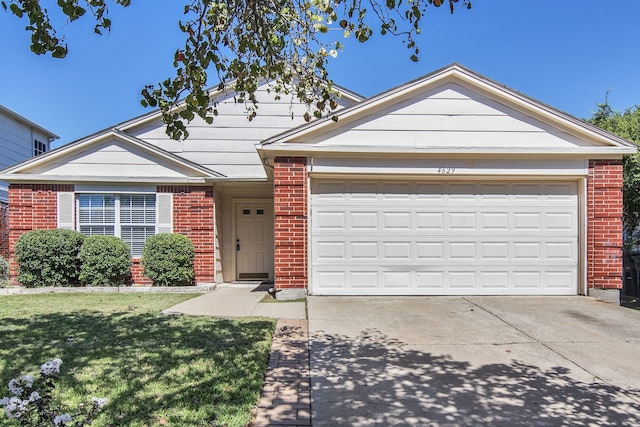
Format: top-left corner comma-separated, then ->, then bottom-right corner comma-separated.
311,180 -> 578,295
416,271 -> 445,288
316,211 -> 346,230
417,212 -> 445,229
382,212 -> 412,229
449,212 -> 477,229
350,211 -> 377,229
416,242 -> 445,260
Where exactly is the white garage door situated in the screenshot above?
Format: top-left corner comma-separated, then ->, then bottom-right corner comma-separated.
311,180 -> 578,295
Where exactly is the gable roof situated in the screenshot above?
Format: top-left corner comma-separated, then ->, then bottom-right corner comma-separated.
0,129 -> 224,183
0,77 -> 364,183
116,79 -> 365,133
259,63 -> 637,157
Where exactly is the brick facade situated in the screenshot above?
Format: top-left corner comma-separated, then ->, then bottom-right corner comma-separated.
4,159 -> 626,292
7,183 -> 216,286
587,160 -> 624,290
273,157 -> 308,290
158,185 -> 216,284
0,201 -> 8,259
8,184 -> 74,281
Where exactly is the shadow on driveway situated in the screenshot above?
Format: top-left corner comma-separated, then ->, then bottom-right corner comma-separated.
309,296 -> 640,426
312,328 -> 640,426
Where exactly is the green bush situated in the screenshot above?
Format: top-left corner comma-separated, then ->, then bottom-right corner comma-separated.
79,235 -> 131,286
142,233 -> 195,286
14,229 -> 85,288
0,255 -> 9,287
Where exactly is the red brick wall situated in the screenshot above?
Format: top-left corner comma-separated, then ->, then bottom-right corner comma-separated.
8,184 -> 74,281
157,185 -> 215,284
0,201 -> 8,259
8,184 -> 216,286
130,259 -> 152,285
273,157 -> 308,290
587,160 -> 624,290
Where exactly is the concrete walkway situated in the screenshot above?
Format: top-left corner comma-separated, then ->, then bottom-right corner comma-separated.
162,283 -> 306,319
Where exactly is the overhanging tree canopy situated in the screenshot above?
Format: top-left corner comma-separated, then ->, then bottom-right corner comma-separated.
2,0 -> 472,139
589,101 -> 640,237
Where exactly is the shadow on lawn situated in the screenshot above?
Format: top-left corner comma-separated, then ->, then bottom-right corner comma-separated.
0,310 -> 274,426
311,329 -> 640,427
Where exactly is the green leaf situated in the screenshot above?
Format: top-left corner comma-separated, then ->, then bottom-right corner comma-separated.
9,3 -> 23,17
52,46 -> 67,58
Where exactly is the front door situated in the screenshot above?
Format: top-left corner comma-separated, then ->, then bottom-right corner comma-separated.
236,201 -> 273,280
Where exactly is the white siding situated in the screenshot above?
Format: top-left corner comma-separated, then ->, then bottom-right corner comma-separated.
127,85 -> 357,179
0,110 -> 51,201
304,83 -> 600,149
28,139 -> 205,179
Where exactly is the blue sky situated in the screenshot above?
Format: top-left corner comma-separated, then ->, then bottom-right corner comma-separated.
1,1 -> 639,148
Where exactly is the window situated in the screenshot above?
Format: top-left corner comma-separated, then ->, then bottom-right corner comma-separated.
77,194 -> 156,257
33,140 -> 47,156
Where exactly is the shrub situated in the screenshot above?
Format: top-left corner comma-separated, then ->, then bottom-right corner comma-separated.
79,235 -> 131,287
14,229 -> 85,288
142,233 -> 195,286
0,256 -> 9,287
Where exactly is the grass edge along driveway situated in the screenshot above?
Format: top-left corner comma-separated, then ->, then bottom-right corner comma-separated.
0,293 -> 276,427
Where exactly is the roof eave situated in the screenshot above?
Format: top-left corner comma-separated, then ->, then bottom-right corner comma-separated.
258,144 -> 635,158
0,105 -> 59,140
0,174 -> 210,184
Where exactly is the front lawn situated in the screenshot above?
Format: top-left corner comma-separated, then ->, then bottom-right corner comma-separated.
0,293 -> 276,426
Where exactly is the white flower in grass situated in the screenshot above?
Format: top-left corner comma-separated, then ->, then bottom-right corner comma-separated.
28,391 -> 41,402
54,413 -> 72,425
20,375 -> 34,389
40,358 -> 63,376
0,397 -> 7,406
3,396 -> 26,419
7,378 -> 22,395
92,397 -> 108,408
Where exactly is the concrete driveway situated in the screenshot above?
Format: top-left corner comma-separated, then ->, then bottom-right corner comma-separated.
308,296 -> 640,426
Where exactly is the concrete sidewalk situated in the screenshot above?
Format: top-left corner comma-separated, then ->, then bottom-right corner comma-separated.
162,283 -> 306,319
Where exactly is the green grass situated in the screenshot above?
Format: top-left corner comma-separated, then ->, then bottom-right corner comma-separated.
0,294 -> 276,426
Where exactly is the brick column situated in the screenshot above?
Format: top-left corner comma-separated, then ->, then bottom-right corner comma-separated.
273,157 -> 308,294
587,160 -> 623,291
8,184 -> 74,282
157,185 -> 215,284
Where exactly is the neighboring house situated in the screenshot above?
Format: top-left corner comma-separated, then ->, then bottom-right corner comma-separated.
0,105 -> 58,258
0,64 -> 635,302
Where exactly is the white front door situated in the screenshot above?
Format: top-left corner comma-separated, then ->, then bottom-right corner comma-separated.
236,201 -> 273,280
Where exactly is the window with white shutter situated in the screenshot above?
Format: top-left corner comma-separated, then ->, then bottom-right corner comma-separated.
77,193 -> 167,257
57,192 -> 75,230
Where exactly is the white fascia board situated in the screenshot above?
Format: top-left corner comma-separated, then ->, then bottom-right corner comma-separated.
258,143 -> 635,158
0,174 -> 209,184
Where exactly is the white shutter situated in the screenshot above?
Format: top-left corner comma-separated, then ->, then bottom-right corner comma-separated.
57,192 -> 75,230
156,193 -> 173,234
